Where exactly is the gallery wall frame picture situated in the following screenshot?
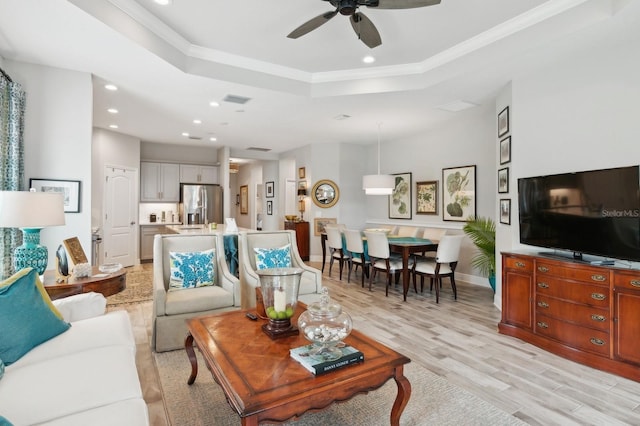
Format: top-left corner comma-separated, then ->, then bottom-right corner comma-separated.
500,199 -> 511,225
298,167 -> 306,179
498,106 -> 509,137
498,167 -> 509,194
416,180 -> 438,215
29,178 -> 81,213
389,172 -> 412,219
267,200 -> 273,215
442,165 -> 476,222
500,136 -> 511,165
265,181 -> 275,198
314,217 -> 337,236
240,185 -> 248,214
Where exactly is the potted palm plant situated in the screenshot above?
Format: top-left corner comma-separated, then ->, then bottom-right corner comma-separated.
463,216 -> 496,292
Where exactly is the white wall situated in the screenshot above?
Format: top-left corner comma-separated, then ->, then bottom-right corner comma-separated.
5,60 -> 93,270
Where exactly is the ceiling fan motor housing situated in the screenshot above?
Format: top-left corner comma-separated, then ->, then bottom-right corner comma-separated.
328,0 -> 380,15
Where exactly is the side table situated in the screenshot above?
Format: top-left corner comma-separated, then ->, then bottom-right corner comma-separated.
42,267 -> 126,300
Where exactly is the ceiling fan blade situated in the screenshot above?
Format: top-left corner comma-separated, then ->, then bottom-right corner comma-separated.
350,12 -> 381,48
287,10 -> 338,39
374,0 -> 441,9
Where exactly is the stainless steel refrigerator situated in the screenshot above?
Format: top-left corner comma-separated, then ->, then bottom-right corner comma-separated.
179,184 -> 223,225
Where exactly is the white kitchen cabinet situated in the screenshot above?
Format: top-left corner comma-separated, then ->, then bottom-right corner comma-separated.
140,162 -> 180,202
180,164 -> 218,184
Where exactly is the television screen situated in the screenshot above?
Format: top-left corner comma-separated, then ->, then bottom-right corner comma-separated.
518,166 -> 640,262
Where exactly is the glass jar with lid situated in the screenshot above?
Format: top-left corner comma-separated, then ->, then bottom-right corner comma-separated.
297,288 -> 353,360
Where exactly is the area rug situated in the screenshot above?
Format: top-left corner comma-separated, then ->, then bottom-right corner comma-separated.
106,264 -> 153,306
155,349 -> 526,426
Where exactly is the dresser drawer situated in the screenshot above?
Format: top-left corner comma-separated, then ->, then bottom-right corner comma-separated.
536,277 -> 609,307
535,313 -> 610,357
613,270 -> 640,291
536,295 -> 610,331
536,261 -> 609,284
504,256 -> 533,272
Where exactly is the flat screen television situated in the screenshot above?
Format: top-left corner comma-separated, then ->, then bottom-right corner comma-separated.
518,165 -> 640,262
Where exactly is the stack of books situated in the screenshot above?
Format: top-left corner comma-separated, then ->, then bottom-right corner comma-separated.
290,344 -> 364,375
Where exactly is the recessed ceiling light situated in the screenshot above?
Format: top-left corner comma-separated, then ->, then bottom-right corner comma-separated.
209,101 -> 219,107
334,114 -> 351,121
181,132 -> 189,137
104,84 -> 118,91
109,124 -> 118,129
193,119 -> 202,124
436,100 -> 479,112
363,55 -> 375,64
153,0 -> 172,5
209,137 -> 217,142
107,108 -> 118,114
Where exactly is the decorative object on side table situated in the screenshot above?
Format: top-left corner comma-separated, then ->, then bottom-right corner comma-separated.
298,288 -> 353,361
257,267 -> 303,339
0,190 -> 65,275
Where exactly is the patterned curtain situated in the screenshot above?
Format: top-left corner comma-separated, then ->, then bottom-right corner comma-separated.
0,68 -> 27,279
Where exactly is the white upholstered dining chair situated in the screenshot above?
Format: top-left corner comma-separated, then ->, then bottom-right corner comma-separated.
325,224 -> 349,280
412,234 -> 464,303
344,229 -> 370,287
364,230 -> 414,296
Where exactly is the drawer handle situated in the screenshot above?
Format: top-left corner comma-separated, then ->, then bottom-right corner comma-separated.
591,293 -> 606,301
537,321 -> 548,329
515,261 -> 526,268
590,337 -> 605,346
537,282 -> 549,289
630,280 -> 640,288
537,301 -> 549,308
591,274 -> 606,282
590,314 -> 606,322
537,266 -> 549,273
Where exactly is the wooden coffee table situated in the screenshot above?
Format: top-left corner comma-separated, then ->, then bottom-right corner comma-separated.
185,308 -> 411,425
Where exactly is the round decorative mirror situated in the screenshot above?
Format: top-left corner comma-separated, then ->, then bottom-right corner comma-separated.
311,179 -> 339,208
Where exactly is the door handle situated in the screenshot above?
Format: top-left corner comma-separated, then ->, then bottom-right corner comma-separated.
130,221 -> 136,225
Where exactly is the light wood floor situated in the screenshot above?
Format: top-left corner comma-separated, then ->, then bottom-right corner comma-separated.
119,262 -> 640,426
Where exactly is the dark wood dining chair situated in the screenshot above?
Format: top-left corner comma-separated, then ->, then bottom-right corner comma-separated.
412,235 -> 464,303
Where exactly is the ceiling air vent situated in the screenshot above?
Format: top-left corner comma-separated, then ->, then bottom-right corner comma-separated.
188,136 -> 202,140
223,94 -> 252,104
246,147 -> 271,152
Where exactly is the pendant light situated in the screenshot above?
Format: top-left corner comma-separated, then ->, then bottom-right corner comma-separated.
362,123 -> 394,195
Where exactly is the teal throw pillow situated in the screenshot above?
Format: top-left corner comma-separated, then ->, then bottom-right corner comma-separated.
0,268 -> 71,366
0,357 -> 4,380
0,416 -> 13,426
254,244 -> 292,269
169,249 -> 215,291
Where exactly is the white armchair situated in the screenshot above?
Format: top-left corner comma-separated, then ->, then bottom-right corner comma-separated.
238,230 -> 323,309
152,233 -> 241,352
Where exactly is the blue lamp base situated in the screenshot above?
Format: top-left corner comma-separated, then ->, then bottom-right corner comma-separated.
14,228 -> 48,275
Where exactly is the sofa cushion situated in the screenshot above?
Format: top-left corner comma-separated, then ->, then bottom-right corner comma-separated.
0,268 -> 70,365
0,345 -> 142,425
6,310 -> 135,371
165,285 -> 233,315
169,249 -> 215,291
52,292 -> 107,322
254,244 -> 291,269
38,399 -> 148,426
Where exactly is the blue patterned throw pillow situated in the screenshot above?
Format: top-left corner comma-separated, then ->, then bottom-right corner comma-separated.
0,415 -> 13,426
254,244 -> 292,269
0,357 -> 4,380
169,249 -> 215,291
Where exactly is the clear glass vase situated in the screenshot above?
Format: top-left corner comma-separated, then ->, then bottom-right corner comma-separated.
257,267 -> 303,339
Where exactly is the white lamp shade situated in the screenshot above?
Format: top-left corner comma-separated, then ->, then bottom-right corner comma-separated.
0,191 -> 66,228
363,174 -> 395,195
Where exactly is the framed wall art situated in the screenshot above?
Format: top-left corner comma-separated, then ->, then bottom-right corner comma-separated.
265,181 -> 274,198
498,167 -> 509,193
389,172 -> 412,219
416,180 -> 438,215
314,217 -> 337,236
442,165 -> 476,222
267,200 -> 273,215
498,106 -> 509,137
240,185 -> 248,214
500,199 -> 511,225
500,136 -> 511,165
298,167 -> 306,179
29,178 -> 81,213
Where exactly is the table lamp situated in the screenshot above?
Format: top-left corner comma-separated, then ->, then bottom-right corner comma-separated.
297,187 -> 307,221
0,190 -> 66,274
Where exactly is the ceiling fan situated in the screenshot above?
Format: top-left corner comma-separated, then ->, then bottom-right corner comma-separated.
287,0 -> 441,48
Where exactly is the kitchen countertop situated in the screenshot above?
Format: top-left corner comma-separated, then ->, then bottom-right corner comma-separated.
140,221 -> 182,226
165,224 -> 245,235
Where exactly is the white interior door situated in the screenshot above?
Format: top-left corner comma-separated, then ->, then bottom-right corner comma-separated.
103,166 -> 137,266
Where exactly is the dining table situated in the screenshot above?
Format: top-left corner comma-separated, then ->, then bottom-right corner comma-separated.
321,232 -> 438,301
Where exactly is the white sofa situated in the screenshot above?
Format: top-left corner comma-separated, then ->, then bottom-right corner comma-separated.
0,293 -> 148,426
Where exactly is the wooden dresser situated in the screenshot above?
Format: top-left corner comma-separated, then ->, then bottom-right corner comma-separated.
500,252 -> 640,382
284,221 -> 309,261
